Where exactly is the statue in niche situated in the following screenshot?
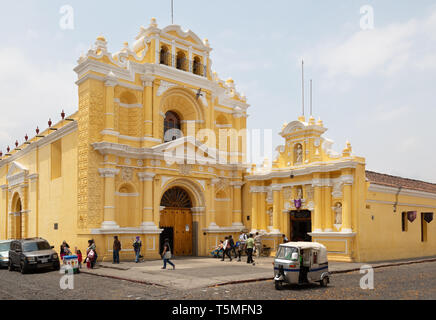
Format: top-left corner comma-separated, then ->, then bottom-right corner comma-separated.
295,144 -> 303,164
121,167 -> 133,182
267,208 -> 273,227
296,186 -> 303,200
334,203 -> 343,225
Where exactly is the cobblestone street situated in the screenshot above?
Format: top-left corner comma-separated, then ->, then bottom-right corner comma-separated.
0,261 -> 435,300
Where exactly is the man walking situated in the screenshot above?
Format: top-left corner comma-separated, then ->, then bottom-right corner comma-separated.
113,236 -> 121,264
228,235 -> 237,259
237,231 -> 247,262
254,232 -> 262,258
133,236 -> 142,263
246,234 -> 255,265
221,236 -> 232,262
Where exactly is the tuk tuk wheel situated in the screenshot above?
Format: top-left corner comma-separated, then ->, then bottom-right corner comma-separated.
275,280 -> 284,290
320,277 -> 329,287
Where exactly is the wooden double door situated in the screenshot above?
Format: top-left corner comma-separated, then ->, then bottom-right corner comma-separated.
290,210 -> 312,242
160,208 -> 193,256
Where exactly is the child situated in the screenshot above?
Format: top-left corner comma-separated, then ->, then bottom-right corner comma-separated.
75,248 -> 82,269
86,249 -> 95,269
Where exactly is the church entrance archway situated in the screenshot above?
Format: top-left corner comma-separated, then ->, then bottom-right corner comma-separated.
160,187 -> 193,256
11,193 -> 23,239
290,210 -> 312,242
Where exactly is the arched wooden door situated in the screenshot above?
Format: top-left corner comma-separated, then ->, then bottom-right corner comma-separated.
11,194 -> 23,240
160,187 -> 193,256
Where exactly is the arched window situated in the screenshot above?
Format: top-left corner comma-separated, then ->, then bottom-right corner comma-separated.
193,56 -> 202,76
160,46 -> 169,66
164,111 -> 182,142
176,51 -> 187,71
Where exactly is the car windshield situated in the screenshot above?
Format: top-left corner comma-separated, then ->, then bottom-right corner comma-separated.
0,242 -> 11,252
23,241 -> 51,252
276,246 -> 298,260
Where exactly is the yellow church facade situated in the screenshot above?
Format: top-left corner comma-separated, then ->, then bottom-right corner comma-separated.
0,19 -> 435,262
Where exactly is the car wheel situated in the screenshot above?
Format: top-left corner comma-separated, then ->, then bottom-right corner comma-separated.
8,261 -> 14,272
320,277 -> 329,287
20,261 -> 28,274
275,280 -> 284,290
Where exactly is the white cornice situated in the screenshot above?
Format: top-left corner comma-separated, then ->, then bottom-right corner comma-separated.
0,121 -> 77,169
308,232 -> 356,238
249,175 -> 353,192
100,130 -> 162,143
247,160 -> 361,181
91,227 -> 163,235
91,141 -> 247,170
280,120 -> 328,136
98,168 -> 120,178
202,225 -> 245,233
74,58 -> 249,110
137,172 -> 156,181
113,98 -> 143,109
368,184 -> 436,200
366,199 -> 436,209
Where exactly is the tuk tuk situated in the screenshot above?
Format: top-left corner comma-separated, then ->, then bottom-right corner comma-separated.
273,242 -> 330,290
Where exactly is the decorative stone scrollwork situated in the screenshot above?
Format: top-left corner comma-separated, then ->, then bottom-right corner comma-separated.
305,185 -> 314,201
283,187 -> 292,201
137,172 -> 156,181
98,168 -> 119,178
121,167 -> 133,182
179,164 -> 193,176
266,187 -> 273,204
215,178 -> 229,193
332,180 -> 344,198
157,80 -> 177,97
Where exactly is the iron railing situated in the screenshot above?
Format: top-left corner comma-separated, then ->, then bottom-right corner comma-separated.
158,51 -> 207,77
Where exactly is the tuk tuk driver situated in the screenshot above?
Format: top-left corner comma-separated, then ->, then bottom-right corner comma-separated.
299,249 -> 309,283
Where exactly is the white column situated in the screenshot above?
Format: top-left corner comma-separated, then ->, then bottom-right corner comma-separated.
138,172 -> 158,230
207,178 -> 220,229
98,168 -> 120,229
231,181 -> 244,228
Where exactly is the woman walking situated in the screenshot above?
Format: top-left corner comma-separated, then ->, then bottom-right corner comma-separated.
85,240 -> 96,269
161,239 -> 175,270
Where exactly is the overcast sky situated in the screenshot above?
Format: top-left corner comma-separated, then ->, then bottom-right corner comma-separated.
0,0 -> 435,182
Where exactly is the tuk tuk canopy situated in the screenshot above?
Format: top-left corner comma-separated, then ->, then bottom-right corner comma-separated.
279,242 -> 328,264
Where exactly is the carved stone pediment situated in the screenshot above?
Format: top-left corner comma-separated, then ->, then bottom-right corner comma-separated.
6,161 -> 29,188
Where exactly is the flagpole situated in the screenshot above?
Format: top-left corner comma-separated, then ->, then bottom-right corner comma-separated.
310,79 -> 313,116
171,0 -> 174,24
302,60 -> 305,117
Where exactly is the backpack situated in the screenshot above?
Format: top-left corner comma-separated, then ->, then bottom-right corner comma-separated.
133,241 -> 140,250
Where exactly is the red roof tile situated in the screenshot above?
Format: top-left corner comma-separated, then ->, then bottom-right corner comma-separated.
366,171 -> 436,194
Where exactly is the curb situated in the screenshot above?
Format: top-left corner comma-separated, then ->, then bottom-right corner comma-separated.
79,269 -> 165,287
329,257 -> 436,275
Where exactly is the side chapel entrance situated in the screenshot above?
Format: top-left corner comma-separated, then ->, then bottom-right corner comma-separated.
159,187 -> 193,256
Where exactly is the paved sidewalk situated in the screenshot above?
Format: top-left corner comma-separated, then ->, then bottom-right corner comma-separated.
80,255 -> 436,290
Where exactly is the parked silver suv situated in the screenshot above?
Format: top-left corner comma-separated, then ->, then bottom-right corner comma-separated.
8,238 -> 60,274
0,240 -> 12,267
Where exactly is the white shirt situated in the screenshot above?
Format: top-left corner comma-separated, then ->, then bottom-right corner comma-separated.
223,239 -> 229,249
239,234 -> 247,243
